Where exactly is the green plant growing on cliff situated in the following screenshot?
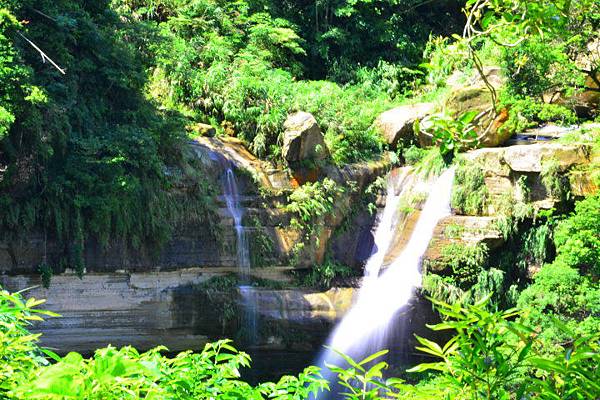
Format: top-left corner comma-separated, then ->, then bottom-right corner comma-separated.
247,216 -> 275,268
541,158 -> 571,202
498,93 -> 579,135
0,3 -> 218,275
37,263 -> 53,289
284,178 -> 344,261
430,243 -> 489,288
302,260 -> 354,289
451,162 -> 489,215
553,192 -> 600,276
413,148 -> 448,179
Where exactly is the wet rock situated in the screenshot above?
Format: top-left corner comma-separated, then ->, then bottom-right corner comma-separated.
374,103 -> 435,148
282,112 -> 330,165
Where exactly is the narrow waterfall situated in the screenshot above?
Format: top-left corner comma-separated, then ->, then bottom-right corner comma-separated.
314,167 -> 456,399
220,162 -> 257,346
223,168 -> 250,275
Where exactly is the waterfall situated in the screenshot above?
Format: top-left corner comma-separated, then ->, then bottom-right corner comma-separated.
313,167 -> 456,399
223,168 -> 250,275
220,162 -> 257,346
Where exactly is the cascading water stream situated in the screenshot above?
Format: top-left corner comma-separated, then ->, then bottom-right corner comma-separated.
223,168 -> 250,275
313,167 -> 456,399
220,162 -> 257,346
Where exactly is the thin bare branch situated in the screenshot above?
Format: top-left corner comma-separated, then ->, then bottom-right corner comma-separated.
16,31 -> 66,75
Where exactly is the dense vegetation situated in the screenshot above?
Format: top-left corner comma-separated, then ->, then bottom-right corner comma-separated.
0,0 -> 599,398
1,287 -> 598,399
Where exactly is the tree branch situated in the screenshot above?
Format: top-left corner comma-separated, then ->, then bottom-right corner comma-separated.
16,32 -> 66,75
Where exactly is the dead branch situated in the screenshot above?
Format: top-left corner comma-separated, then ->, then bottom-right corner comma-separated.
16,31 -> 66,75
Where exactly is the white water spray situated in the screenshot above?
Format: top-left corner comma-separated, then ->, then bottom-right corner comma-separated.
314,167 -> 456,398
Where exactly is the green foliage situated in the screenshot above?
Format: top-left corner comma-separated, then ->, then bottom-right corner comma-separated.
0,288 -> 329,399
499,93 -> 579,135
2,287 -> 600,399
247,216 -> 275,269
411,295 -> 600,399
37,263 -> 53,289
516,194 -> 600,351
251,0 -> 464,83
402,145 -> 427,166
518,263 -> 599,348
302,260 -> 354,289
451,161 -> 489,215
431,243 -> 489,288
541,158 -> 571,202
284,178 -> 344,252
119,0 -> 395,164
412,148 -> 448,179
0,2 -> 217,272
421,36 -> 470,89
553,192 -> 600,276
415,111 -> 479,156
0,290 -> 58,397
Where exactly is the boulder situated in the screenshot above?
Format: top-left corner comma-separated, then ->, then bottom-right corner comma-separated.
282,112 -> 330,165
423,216 -> 504,274
375,103 -> 435,147
446,66 -> 505,92
503,143 -> 591,173
444,85 -> 512,148
444,67 -> 512,148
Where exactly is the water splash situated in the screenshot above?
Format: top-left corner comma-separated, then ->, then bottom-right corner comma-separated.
313,167 -> 456,399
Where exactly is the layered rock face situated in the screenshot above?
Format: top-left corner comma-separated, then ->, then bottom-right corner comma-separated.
0,270 -> 355,354
0,132 -> 391,354
423,137 -> 598,274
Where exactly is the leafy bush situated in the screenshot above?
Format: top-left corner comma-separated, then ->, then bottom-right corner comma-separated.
301,260 -> 354,289
0,290 -> 58,397
411,295 -> 600,400
415,111 -> 479,156
553,192 -> 600,276
499,94 -> 579,135
2,287 -> 600,399
285,178 -> 344,237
